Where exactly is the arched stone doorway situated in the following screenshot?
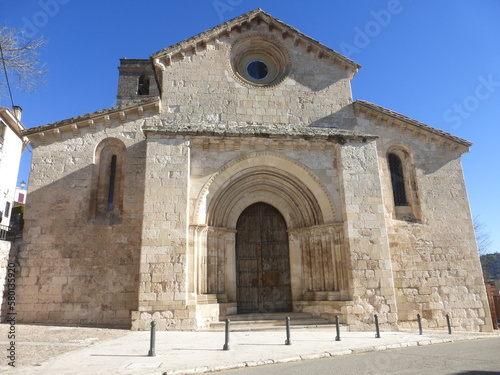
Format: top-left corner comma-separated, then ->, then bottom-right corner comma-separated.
236,202 -> 292,313
190,153 -> 349,313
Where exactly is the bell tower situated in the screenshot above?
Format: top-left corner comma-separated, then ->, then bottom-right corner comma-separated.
116,58 -> 159,106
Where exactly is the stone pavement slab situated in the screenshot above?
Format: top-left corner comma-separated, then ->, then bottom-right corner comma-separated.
1,324 -> 499,375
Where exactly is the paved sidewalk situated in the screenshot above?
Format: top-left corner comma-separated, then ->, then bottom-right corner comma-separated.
1,324 -> 499,375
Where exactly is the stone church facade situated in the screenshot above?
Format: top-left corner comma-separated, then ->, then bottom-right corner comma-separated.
12,10 -> 492,331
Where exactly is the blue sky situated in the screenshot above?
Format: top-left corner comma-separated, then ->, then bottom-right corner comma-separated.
2,0 -> 499,253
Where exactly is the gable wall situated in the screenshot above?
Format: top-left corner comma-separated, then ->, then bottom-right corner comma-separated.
159,23 -> 356,129
354,116 -> 492,331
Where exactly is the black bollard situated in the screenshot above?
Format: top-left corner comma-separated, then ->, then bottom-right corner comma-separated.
446,314 -> 452,334
148,321 -> 156,357
223,319 -> 230,350
374,314 -> 381,338
417,313 -> 423,335
335,315 -> 341,341
285,316 -> 292,345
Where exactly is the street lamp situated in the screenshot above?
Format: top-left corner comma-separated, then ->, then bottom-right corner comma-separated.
20,181 -> 26,189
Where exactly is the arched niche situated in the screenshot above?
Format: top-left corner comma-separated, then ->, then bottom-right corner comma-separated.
89,137 -> 126,221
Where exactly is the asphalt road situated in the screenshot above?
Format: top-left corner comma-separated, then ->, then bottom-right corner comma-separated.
216,337 -> 500,375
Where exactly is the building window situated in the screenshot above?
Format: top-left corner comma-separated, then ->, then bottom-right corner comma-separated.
230,34 -> 291,87
107,155 -> 117,210
387,147 -> 421,222
4,202 -> 10,218
388,153 -> 408,206
90,138 -> 126,219
138,74 -> 150,95
0,122 -> 5,151
246,60 -> 269,80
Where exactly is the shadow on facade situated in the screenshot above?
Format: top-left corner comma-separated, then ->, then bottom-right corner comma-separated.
4,140 -> 147,327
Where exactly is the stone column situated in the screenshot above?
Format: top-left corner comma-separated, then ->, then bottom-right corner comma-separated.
337,140 -> 398,330
332,227 -> 349,298
192,226 -> 233,302
190,225 -> 208,295
292,224 -> 347,300
225,230 -> 237,302
132,134 -> 191,330
206,227 -> 227,296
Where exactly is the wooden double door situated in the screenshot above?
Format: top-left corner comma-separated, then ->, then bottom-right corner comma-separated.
235,202 -> 292,313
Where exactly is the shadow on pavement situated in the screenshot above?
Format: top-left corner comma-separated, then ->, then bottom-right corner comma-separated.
89,354 -> 149,358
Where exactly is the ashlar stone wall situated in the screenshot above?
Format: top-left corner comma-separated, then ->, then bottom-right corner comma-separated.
15,105 -> 158,327
337,140 -> 398,331
0,240 -> 14,320
132,134 -> 192,330
156,22 -> 357,130
354,110 -> 492,332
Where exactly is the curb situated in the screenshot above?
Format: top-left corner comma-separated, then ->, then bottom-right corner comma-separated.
162,335 -> 495,375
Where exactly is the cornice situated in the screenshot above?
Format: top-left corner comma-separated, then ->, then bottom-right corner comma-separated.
143,122 -> 376,144
354,100 -> 472,154
151,9 -> 361,78
0,107 -> 26,138
22,98 -> 161,142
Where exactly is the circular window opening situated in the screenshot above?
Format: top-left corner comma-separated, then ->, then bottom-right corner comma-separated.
246,60 -> 269,80
230,35 -> 291,88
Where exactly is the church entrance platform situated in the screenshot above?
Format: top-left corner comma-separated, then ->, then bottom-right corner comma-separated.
211,299 -> 355,331
208,312 -> 343,331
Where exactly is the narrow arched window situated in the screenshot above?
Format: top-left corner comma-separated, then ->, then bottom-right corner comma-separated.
388,153 -> 408,206
90,138 -> 126,219
107,155 -> 117,211
138,74 -> 150,95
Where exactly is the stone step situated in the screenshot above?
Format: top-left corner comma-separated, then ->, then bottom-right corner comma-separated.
208,320 -> 348,332
225,312 -> 315,321
208,312 -> 348,331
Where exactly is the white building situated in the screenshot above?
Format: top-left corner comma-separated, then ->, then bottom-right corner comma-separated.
0,105 -> 27,321
0,106 -> 27,228
14,186 -> 27,205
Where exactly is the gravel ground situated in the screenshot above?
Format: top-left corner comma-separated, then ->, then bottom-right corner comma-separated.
0,323 -> 130,369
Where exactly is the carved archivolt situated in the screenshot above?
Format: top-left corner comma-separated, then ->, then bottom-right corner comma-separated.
194,152 -> 336,229
191,153 -> 347,301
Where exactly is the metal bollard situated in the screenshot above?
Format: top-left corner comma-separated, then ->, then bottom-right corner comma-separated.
446,314 -> 452,334
335,315 -> 341,341
223,319 -> 230,351
417,313 -> 423,335
148,321 -> 156,357
374,314 -> 381,338
285,316 -> 292,345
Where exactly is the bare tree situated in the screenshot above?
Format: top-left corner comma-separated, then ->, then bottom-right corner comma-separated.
474,216 -> 493,255
0,26 -> 47,101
